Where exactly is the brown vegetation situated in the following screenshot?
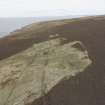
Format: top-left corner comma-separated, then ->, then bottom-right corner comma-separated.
0,15 -> 105,105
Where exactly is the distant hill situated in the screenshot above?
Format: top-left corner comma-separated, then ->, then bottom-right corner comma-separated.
0,16 -> 81,38
0,15 -> 105,105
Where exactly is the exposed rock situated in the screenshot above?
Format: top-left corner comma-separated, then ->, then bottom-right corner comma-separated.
0,38 -> 91,105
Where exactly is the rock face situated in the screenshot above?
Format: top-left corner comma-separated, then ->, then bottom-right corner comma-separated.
0,38 -> 91,105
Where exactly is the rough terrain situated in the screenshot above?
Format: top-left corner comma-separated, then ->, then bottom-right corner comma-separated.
0,15 -> 105,105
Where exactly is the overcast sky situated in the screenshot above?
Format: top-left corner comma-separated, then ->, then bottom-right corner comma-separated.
0,0 -> 105,17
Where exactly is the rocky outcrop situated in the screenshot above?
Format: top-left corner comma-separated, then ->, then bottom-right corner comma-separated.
0,38 -> 91,105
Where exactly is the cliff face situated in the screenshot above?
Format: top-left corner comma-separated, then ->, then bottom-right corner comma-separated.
0,38 -> 91,105
0,15 -> 105,105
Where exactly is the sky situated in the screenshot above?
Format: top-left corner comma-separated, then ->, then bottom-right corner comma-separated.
0,0 -> 105,17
